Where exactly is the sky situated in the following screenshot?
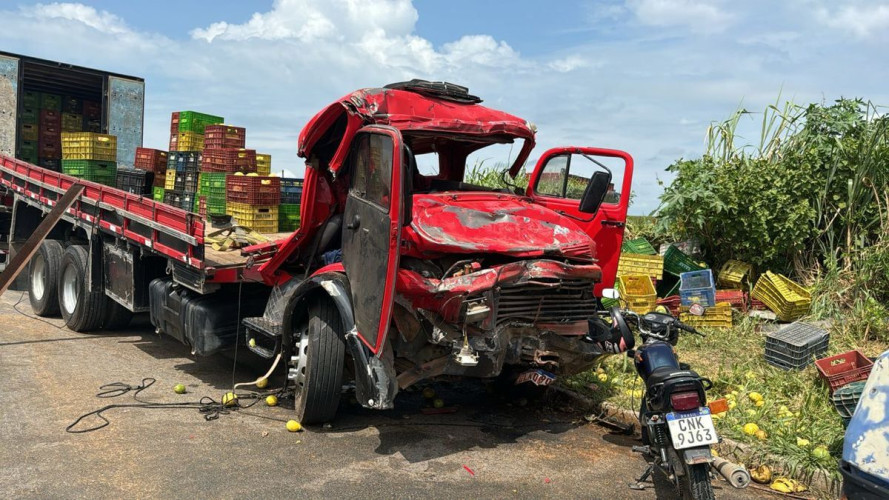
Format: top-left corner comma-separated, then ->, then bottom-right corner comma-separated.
2,0 -> 887,214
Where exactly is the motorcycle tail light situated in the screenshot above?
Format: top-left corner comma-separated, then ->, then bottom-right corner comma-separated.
671,391 -> 702,411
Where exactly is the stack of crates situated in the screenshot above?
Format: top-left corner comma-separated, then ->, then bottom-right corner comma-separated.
752,271 -> 811,321
38,93 -> 63,170
764,322 -> 829,370
256,154 -> 271,176
279,178 -> 303,231
169,111 -> 223,152
203,125 -> 245,149
679,269 -> 717,307
196,172 -> 227,215
83,100 -> 101,133
226,175 -> 281,233
60,132 -> 118,185
17,91 -> 40,165
134,148 -> 168,185
679,302 -> 733,329
60,96 -> 83,133
164,151 -> 201,211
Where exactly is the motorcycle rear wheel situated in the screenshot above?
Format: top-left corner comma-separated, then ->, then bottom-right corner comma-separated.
679,462 -> 715,500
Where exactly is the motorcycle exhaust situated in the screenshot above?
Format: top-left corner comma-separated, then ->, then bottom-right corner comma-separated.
711,457 -> 751,489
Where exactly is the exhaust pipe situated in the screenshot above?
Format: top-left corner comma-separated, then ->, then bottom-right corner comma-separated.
711,457 -> 751,489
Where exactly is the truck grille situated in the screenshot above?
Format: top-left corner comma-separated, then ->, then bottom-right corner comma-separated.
494,279 -> 597,324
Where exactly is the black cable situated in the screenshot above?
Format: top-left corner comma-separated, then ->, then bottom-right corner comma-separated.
11,291 -> 66,330
231,281 -> 243,390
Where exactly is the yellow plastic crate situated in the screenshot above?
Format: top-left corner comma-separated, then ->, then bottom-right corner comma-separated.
226,202 -> 279,233
173,131 -> 204,152
61,132 -> 117,161
618,274 -> 657,314
680,302 -> 733,329
256,153 -> 271,176
164,170 -> 176,190
617,253 -> 664,280
752,271 -> 811,322
718,260 -> 753,290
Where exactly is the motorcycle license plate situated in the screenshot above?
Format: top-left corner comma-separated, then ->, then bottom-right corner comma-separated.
666,407 -> 718,450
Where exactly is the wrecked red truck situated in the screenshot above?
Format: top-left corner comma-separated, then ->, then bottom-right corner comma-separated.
2,80 -> 633,424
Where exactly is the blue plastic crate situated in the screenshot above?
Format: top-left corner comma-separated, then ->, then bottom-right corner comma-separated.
281,177 -> 303,205
679,269 -> 716,307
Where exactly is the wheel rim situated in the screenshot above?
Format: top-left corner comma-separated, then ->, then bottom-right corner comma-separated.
30,253 -> 46,301
61,264 -> 79,315
289,331 -> 309,393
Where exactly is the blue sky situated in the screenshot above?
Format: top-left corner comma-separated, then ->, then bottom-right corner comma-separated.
2,0 -> 888,214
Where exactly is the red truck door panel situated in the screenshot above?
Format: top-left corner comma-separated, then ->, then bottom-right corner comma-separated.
527,147 -> 633,295
341,126 -> 405,353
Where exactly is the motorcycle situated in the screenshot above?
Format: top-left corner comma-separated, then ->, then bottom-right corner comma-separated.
589,289 -> 750,500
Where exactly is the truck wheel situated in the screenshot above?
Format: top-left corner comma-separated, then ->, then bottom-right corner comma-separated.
58,245 -> 104,332
291,300 -> 346,425
28,240 -> 64,317
102,296 -> 133,330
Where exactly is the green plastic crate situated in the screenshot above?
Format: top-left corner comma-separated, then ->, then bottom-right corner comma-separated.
62,159 -> 117,186
22,91 -> 39,109
40,92 -> 62,111
622,237 -> 657,255
832,381 -> 867,424
664,245 -> 707,277
153,187 -> 165,202
278,203 -> 301,232
176,111 -> 224,134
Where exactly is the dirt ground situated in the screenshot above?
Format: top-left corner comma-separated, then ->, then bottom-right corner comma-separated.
0,290 -> 776,499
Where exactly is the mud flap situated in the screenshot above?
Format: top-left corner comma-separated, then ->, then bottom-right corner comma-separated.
682,446 -> 714,465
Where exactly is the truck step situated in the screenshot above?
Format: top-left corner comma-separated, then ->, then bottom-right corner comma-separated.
243,316 -> 282,359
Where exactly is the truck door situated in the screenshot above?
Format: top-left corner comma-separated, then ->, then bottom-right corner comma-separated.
0,54 -> 19,158
106,76 -> 145,169
527,147 -> 633,295
341,126 -> 405,353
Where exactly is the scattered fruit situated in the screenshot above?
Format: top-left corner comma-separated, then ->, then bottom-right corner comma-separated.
173,384 -> 186,394
748,392 -> 763,403
266,395 -> 278,406
743,423 -> 760,435
770,477 -> 807,493
812,446 -> 830,460
256,378 -> 268,389
248,338 -> 257,348
796,437 -> 811,448
745,409 -> 757,417
751,465 -> 772,484
433,398 -> 445,408
422,387 -> 436,399
755,400 -> 764,407
596,367 -> 605,374
286,420 -> 302,432
597,373 -> 608,382
728,401 -> 737,410
755,429 -> 768,441
222,392 -> 238,407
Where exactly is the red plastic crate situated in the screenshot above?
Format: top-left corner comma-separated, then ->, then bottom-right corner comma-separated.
204,124 -> 246,149
226,175 -> 281,205
83,100 -> 101,120
39,109 -> 61,125
170,111 -> 180,135
134,148 -> 169,173
715,290 -> 748,312
202,148 -> 257,173
815,350 -> 874,393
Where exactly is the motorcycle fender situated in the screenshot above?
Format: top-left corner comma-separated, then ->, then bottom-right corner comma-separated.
682,446 -> 714,465
282,272 -> 398,411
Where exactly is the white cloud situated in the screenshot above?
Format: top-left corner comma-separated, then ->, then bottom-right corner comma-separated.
815,3 -> 889,38
626,0 -> 731,34
27,2 -> 130,35
548,55 -> 590,73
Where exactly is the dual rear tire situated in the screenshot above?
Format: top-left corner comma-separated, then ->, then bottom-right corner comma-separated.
28,242 -> 132,332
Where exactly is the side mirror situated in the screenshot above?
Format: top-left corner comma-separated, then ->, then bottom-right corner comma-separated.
578,171 -> 611,214
602,287 -> 620,300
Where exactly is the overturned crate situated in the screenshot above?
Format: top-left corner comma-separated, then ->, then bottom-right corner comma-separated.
752,271 -> 811,322
679,302 -> 733,330
617,253 -> 664,280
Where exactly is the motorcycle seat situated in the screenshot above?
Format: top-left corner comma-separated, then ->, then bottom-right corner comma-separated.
647,366 -> 700,387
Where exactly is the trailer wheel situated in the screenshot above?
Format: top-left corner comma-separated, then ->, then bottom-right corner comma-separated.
291,299 -> 346,425
28,240 -> 64,317
102,297 -> 133,330
58,245 -> 105,332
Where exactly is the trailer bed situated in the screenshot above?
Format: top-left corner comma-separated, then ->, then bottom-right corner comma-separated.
0,154 -> 269,287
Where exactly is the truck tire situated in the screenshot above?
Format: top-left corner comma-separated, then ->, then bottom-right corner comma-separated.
58,245 -> 105,332
292,299 -> 346,425
102,296 -> 133,330
28,240 -> 64,317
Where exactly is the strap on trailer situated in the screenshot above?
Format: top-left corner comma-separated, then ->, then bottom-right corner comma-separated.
0,183 -> 85,296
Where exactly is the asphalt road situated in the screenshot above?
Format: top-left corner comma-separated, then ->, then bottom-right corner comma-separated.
0,290 -> 775,500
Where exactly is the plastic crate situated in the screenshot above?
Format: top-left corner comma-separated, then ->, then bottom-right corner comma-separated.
617,275 -> 657,314
163,190 -> 195,212
832,381 -> 867,422
84,118 -> 101,133
164,170 -> 176,190
20,123 -> 39,142
167,151 -> 202,172
38,158 -> 60,172
227,202 -> 279,233
278,203 -> 301,232
166,170 -> 198,191
764,322 -> 829,370
61,132 -> 117,161
226,175 -> 281,205
752,271 -> 811,322
679,269 -> 716,307
61,159 -> 117,186
202,148 -> 257,173
61,113 -> 83,132
22,91 -> 39,109
203,124 -> 246,149
116,168 -> 154,195
83,101 -> 101,120
664,245 -> 706,277
62,96 -> 82,114
617,253 -> 664,280
174,111 -> 224,134
815,350 -> 874,393
718,260 -> 753,290
20,107 -> 38,125
656,295 -> 682,316
714,290 -> 748,312
39,109 -> 61,126
134,148 -> 169,173
621,237 -> 657,255
40,92 -> 62,111
153,187 -> 165,202
170,131 -> 204,152
679,302 -> 733,329
255,154 -> 271,176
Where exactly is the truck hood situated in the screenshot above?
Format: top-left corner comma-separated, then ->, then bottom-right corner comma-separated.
405,193 -> 595,261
